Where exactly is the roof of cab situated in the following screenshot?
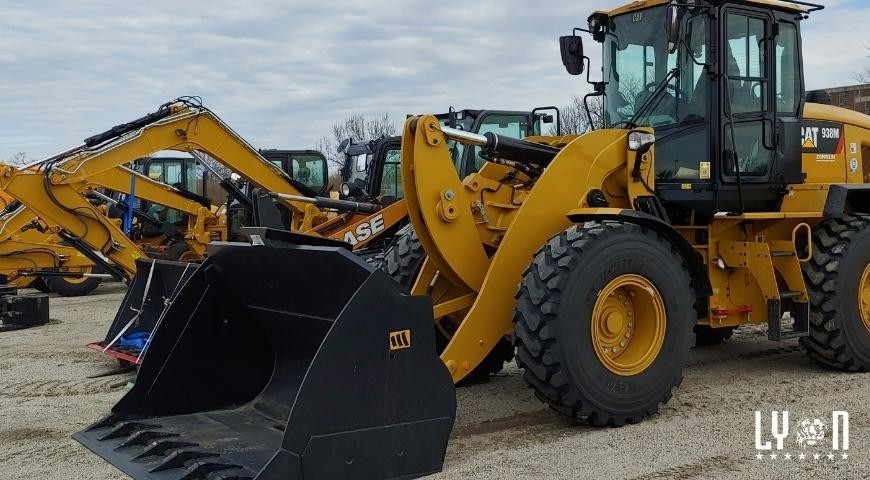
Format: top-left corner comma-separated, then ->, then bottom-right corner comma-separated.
594,0 -> 808,18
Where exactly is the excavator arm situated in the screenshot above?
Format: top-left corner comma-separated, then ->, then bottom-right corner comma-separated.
38,99 -> 326,229
0,99 -> 327,279
0,163 -> 224,281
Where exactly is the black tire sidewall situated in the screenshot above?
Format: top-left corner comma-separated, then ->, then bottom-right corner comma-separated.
556,230 -> 694,415
829,225 -> 870,363
45,275 -> 101,297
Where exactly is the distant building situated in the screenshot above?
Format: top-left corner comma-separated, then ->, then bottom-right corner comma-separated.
812,84 -> 870,115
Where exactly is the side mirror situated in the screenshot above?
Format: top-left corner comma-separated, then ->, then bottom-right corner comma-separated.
559,35 -> 585,75
337,138 -> 352,154
666,3 -> 681,53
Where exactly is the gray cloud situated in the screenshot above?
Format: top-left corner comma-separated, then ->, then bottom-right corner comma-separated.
0,0 -> 866,161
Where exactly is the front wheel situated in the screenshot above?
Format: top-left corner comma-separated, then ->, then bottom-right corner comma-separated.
801,215 -> 870,371
514,221 -> 696,426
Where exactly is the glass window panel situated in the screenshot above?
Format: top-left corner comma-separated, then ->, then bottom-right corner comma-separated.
723,122 -> 772,176
726,14 -> 767,114
655,127 -> 709,180
147,163 -> 164,182
290,154 -> 326,192
165,162 -> 182,186
471,114 -> 535,170
775,23 -> 800,115
379,148 -> 403,200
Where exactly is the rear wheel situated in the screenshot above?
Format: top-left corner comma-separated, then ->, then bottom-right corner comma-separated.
514,221 -> 695,426
44,267 -> 102,297
801,215 -> 870,371
384,224 -> 514,382
30,277 -> 52,293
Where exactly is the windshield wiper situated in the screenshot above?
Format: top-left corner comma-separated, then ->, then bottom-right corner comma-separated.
616,68 -> 680,129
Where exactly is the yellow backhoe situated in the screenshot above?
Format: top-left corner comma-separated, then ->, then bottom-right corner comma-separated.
76,0 -> 870,478
0,160 -> 225,295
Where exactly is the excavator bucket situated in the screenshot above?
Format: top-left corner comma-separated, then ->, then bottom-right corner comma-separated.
88,259 -> 196,364
74,235 -> 456,480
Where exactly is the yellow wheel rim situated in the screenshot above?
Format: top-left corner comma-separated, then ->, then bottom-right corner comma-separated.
177,250 -> 203,263
858,264 -> 870,332
58,267 -> 92,284
591,274 -> 666,376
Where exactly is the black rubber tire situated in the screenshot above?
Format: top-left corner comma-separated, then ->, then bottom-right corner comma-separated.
693,325 -> 735,346
513,221 -> 696,426
384,224 -> 426,289
30,277 -> 52,293
383,224 -> 514,382
801,214 -> 870,371
44,273 -> 101,297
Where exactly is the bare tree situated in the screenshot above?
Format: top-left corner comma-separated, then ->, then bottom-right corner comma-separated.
315,113 -> 397,171
3,152 -> 30,166
550,95 -> 605,135
856,43 -> 870,83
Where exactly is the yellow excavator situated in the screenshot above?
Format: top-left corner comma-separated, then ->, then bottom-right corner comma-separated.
76,0 -> 870,478
0,159 -> 226,295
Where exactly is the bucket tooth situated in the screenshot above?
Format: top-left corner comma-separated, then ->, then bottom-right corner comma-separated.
149,449 -> 219,472
116,430 -> 179,449
177,461 -> 240,480
212,474 -> 254,480
133,441 -> 197,460
99,421 -> 160,440
74,236 -> 457,480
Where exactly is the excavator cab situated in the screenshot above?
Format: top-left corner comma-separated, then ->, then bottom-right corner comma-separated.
226,150 -> 329,240
339,136 -> 403,205
119,156 -> 214,238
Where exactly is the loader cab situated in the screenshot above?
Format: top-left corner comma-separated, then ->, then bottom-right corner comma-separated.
575,0 -> 813,215
339,109 -> 555,205
260,149 -> 329,197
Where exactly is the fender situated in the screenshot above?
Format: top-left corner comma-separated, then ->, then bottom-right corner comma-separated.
823,184 -> 870,216
567,207 -> 713,299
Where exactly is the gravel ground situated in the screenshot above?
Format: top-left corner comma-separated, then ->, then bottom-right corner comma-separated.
2,285 -> 869,479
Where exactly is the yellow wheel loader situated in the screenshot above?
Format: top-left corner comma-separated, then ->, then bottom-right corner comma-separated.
75,0 -> 870,477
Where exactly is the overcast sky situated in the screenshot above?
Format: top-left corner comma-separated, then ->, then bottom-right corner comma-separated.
1,0 -> 867,162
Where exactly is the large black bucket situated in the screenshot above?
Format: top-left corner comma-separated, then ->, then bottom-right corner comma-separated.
74,238 -> 456,480
89,258 -> 196,364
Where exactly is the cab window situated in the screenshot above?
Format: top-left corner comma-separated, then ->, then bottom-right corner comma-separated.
775,22 -> 800,115
290,154 -> 326,192
379,148 -> 403,201
723,12 -> 773,177
472,114 -> 536,170
726,14 -> 766,115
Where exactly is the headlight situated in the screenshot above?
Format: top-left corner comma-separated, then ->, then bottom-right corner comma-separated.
340,183 -> 351,196
628,132 -> 655,151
